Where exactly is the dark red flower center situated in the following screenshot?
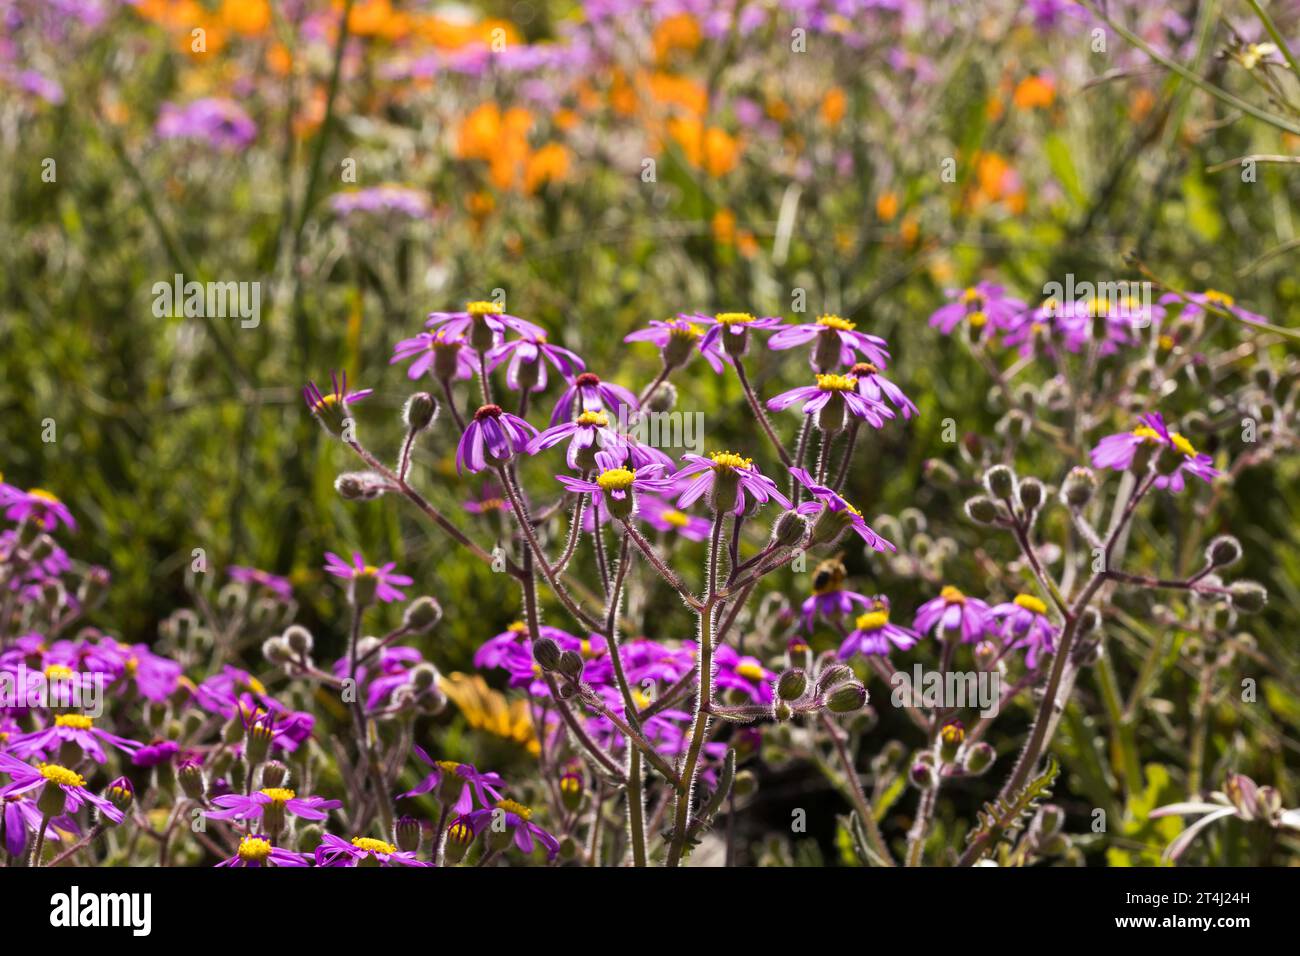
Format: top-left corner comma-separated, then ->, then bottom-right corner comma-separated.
474,404 -> 503,421
574,372 -> 601,387
850,362 -> 879,376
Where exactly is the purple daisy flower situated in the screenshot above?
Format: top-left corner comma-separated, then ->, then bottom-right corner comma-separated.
624,317 -> 718,371
1161,289 -> 1268,326
227,565 -> 294,601
390,329 -> 478,382
671,452 -> 792,516
636,494 -> 713,541
209,787 -> 341,824
302,371 -> 372,435
8,714 -> 142,765
315,832 -> 432,867
549,372 -> 639,428
398,748 -> 505,815
838,596 -> 920,658
455,799 -> 560,860
848,362 -> 917,418
463,481 -> 512,516
486,335 -> 585,393
989,594 -> 1058,669
790,468 -> 894,553
155,97 -> 257,150
1090,412 -> 1219,492
217,833 -> 310,868
4,488 -> 76,532
426,301 -> 546,347
767,373 -> 895,430
0,754 -> 124,824
929,282 -> 1026,335
555,450 -> 674,518
713,645 -> 776,704
913,586 -> 992,644
767,314 -> 891,371
456,404 -> 538,474
681,311 -> 785,364
527,409 -> 629,471
2,795 -> 77,858
323,551 -> 414,604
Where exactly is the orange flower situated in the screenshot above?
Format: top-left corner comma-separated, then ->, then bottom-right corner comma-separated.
653,13 -> 701,63
1013,74 -> 1055,110
668,117 -> 740,177
876,191 -> 899,222
821,88 -> 847,126
219,0 -> 269,35
524,143 -> 570,194
646,71 -> 708,117
712,208 -> 736,245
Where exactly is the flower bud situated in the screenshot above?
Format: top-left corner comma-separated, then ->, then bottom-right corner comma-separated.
964,496 -> 999,524
444,820 -> 476,863
909,761 -> 936,790
262,637 -> 292,667
923,458 -> 960,487
410,663 -> 439,692
177,760 -> 207,802
1078,606 -> 1102,634
973,640 -> 999,671
825,681 -> 868,714
647,381 -> 678,412
336,471 -> 390,500
776,668 -> 808,702
557,650 -> 585,681
280,625 -> 312,657
962,741 -> 995,776
1228,580 -> 1267,614
403,392 -> 438,432
104,777 -> 134,821
983,464 -> 1016,500
559,772 -> 584,813
938,720 -> 965,764
394,816 -> 422,853
1206,535 -> 1242,568
771,510 -> 807,548
772,699 -> 794,722
404,596 -> 443,633
1017,477 -> 1044,511
245,716 -> 275,766
815,394 -> 847,434
1061,466 -> 1096,508
815,662 -> 854,695
533,637 -> 562,672
261,760 -> 289,788
733,769 -> 758,799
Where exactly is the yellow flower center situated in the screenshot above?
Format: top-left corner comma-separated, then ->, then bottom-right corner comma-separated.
507,621 -> 527,634
1157,335 -> 1174,351
435,760 -> 461,773
856,610 -> 890,631
495,799 -> 533,820
815,373 -> 858,392
961,287 -> 982,305
941,723 -> 965,746
44,664 -> 74,680
125,656 -> 139,676
447,821 -> 474,844
662,509 -> 690,528
40,764 -> 86,787
259,788 -> 296,804
1169,432 -> 1197,457
1013,594 -> 1047,615
816,314 -> 856,332
1203,289 -> 1234,307
54,714 -> 93,730
710,451 -> 753,471
735,662 -> 766,681
238,836 -> 273,862
596,467 -> 637,492
28,488 -> 62,504
669,322 -> 701,340
575,410 -> 609,427
967,311 -> 988,328
940,585 -> 966,604
1132,425 -> 1197,457
560,775 -> 582,795
715,312 -> 755,326
351,837 -> 397,855
466,300 -> 499,317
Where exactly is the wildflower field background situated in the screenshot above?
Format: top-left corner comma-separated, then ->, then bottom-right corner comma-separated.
1,0 -> 1299,869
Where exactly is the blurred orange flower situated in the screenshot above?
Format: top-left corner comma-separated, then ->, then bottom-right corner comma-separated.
524,143 -> 571,195
653,13 -> 702,63
1013,74 -> 1055,110
821,88 -> 847,126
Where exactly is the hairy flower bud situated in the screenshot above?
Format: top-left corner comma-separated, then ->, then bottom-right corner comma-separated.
403,596 -> 443,633
533,637 -> 562,672
647,381 -> 678,412
283,625 -> 313,656
771,510 -> 807,548
815,662 -> 854,695
923,458 -> 960,487
963,741 -> 995,776
938,720 -> 965,764
335,471 -> 389,501
776,668 -> 808,702
1228,580 -> 1267,614
403,392 -> 438,432
1018,477 -> 1044,511
261,760 -> 289,788
1061,467 -> 1096,508
909,761 -> 936,790
825,681 -> 868,714
560,772 -> 584,812
772,699 -> 794,722
443,820 -> 476,863
104,777 -> 134,822
1206,535 -> 1242,568
177,760 -> 207,802
557,650 -> 585,681
262,637 -> 292,666
410,663 -> 439,692
964,495 -> 999,524
983,464 -> 1016,500
394,815 -> 422,854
